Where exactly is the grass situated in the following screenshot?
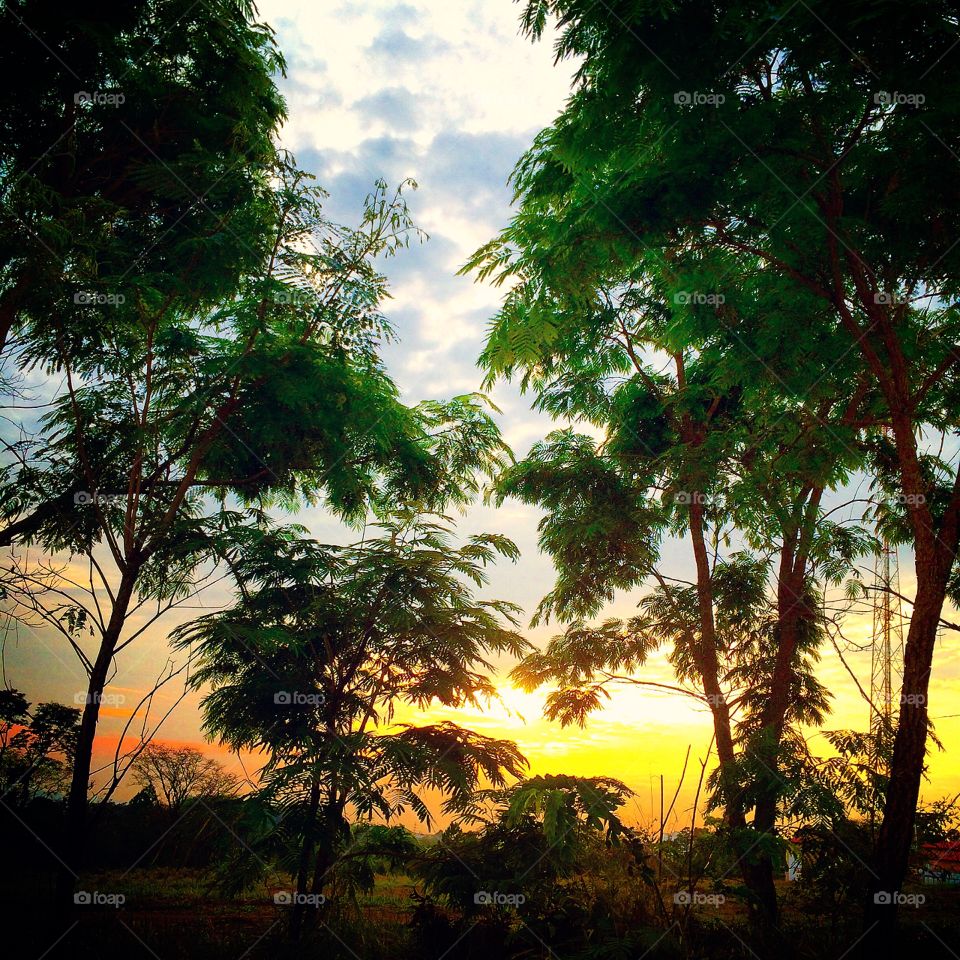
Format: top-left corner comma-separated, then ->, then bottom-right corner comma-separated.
4,866 -> 959,959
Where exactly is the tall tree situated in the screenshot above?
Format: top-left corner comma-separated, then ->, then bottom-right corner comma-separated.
1,155 -> 507,904
470,241 -> 866,932
2,0 -> 288,894
129,743 -> 238,817
482,0 -> 960,941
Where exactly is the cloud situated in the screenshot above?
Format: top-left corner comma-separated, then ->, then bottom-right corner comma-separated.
418,129 -> 528,215
353,86 -> 420,132
331,1 -> 418,25
367,26 -> 450,62
283,74 -> 343,111
271,17 -> 326,73
383,2 -> 419,26
297,127 -> 529,235
293,137 -> 420,224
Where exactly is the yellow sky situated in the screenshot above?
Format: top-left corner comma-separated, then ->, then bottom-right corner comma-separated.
58,604 -> 960,832
6,540 -> 959,831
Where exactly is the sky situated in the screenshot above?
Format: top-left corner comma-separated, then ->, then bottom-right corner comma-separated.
5,0 -> 960,831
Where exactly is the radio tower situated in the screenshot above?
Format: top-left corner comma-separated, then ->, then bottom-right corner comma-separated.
867,484 -> 905,835
869,424 -> 906,749
869,539 -> 904,740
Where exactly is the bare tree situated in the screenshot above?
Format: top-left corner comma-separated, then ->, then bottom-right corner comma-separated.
130,743 -> 239,817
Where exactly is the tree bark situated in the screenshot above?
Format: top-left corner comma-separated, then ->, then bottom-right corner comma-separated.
290,778 -> 321,940
309,795 -> 345,898
745,554 -> 809,932
864,563 -> 949,946
862,399 -> 960,952
56,566 -> 139,912
688,498 -> 780,932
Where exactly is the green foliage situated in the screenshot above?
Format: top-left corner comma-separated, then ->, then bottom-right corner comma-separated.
450,773 -> 633,851
497,430 -> 664,623
176,509 -> 530,902
915,795 -> 960,844
464,4 -> 909,925
413,775 -> 667,960
0,0 -> 288,357
329,824 -> 420,900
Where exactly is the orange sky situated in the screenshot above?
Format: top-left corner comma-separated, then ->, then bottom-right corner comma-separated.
8,553 -> 958,833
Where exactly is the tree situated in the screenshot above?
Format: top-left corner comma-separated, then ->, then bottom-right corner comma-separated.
1,152 -> 458,904
2,0 -> 284,899
175,510 -> 530,936
416,774 -> 644,959
449,772 -> 633,855
469,243 -> 867,932
129,743 -> 238,817
0,691 -> 79,805
0,0 -> 286,358
477,0 -> 960,940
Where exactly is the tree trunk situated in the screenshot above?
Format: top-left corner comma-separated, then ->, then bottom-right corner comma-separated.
745,494 -> 821,953
56,569 -> 138,912
864,570 -> 947,948
743,559 -> 810,936
862,404 -> 959,953
290,778 -> 322,941
310,796 -> 345,898
688,498 -> 779,933
309,826 -> 334,906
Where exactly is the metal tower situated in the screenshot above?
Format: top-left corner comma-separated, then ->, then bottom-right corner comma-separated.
867,531 -> 905,833
869,539 -> 905,739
